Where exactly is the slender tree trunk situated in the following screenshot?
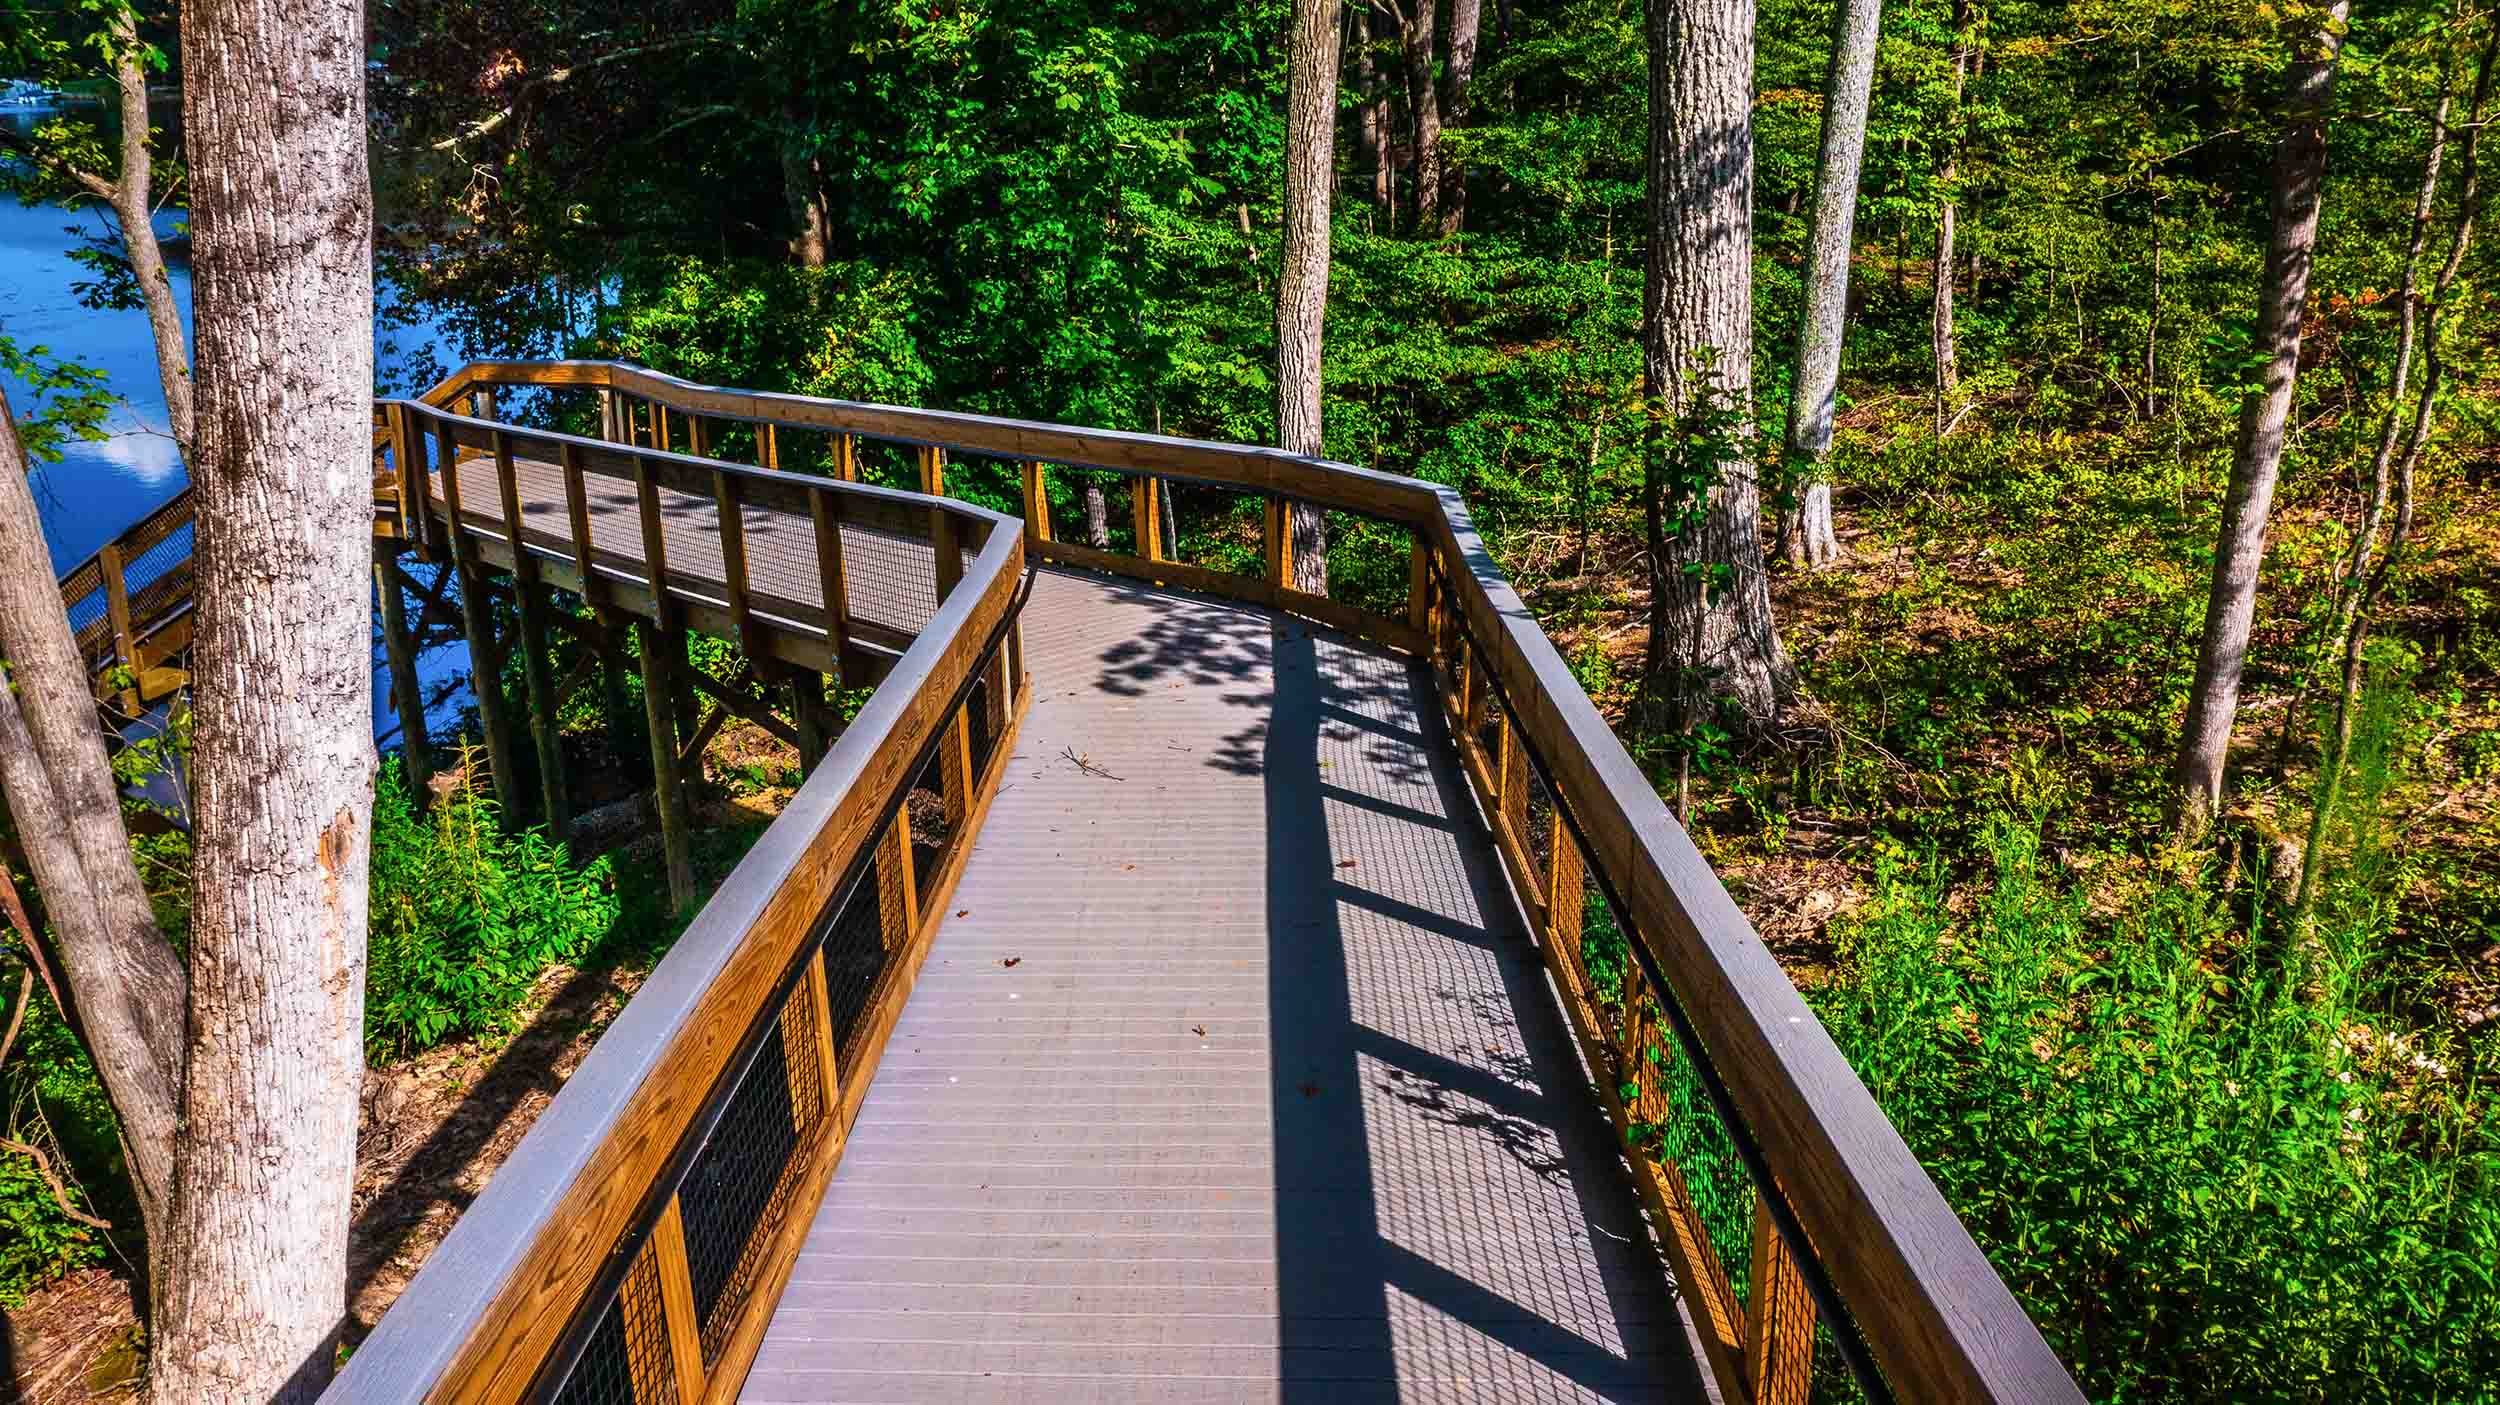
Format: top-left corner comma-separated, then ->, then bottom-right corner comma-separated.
0,394 -> 187,1254
1441,0 -> 1483,234
102,10 -> 195,461
1393,0 -> 1442,235
1644,0 -> 1793,729
1933,0 -> 1969,439
156,0 -> 376,1398
2168,3 -> 2351,844
1358,9 -> 1392,217
2294,22 -> 2492,934
1780,0 -> 1880,569
1280,0 -> 1343,595
781,100 -> 831,268
1084,480 -> 1110,548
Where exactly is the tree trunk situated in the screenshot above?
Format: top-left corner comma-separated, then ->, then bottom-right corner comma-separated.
156,0 -> 376,1397
781,100 -> 832,268
1358,9 -> 1392,217
2293,22 -> 2493,935
0,393 -> 187,1253
1084,480 -> 1110,548
1644,0 -> 1793,729
104,9 -> 194,462
1779,0 -> 1881,570
1441,0 -> 1484,234
2168,2 -> 2351,844
1279,0 -> 1342,595
1395,0 -> 1442,235
1933,0 -> 1969,439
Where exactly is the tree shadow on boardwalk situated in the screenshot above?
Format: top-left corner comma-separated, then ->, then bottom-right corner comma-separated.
1084,572 -> 1704,1401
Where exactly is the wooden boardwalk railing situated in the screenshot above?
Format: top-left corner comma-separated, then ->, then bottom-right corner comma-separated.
62,361 -> 2081,1404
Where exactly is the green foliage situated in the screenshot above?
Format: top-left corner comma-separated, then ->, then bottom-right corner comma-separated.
0,335 -> 114,462
1815,818 -> 2500,1400
364,757 -> 621,1059
0,982 -> 115,1306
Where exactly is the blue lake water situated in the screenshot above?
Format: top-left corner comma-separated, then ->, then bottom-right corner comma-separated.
1,128 -> 483,747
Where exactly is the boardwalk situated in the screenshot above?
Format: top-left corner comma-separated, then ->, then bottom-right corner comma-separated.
742,570 -> 1704,1403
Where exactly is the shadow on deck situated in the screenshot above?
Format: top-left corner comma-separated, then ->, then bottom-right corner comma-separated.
742,569 -> 1706,1403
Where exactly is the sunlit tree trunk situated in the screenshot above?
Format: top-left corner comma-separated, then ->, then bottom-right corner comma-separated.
1779,0 -> 1881,569
155,0 -> 377,1397
1441,0 -> 1483,234
1644,0 -> 1793,732
2169,2 -> 2351,843
0,394 -> 187,1255
1279,0 -> 1343,593
1933,0 -> 1969,438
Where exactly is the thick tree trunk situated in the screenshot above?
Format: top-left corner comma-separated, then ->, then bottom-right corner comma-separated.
156,0 -> 377,1398
1644,0 -> 1793,729
2168,3 -> 2351,843
1779,0 -> 1881,569
104,10 -> 194,462
1440,0 -> 1483,234
1394,0 -> 1442,235
1933,0 -> 1968,439
0,394 -> 187,1252
1279,0 -> 1342,595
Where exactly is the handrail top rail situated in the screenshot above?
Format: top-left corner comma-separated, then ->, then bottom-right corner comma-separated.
328,434 -> 1027,1400
386,391 -> 1021,539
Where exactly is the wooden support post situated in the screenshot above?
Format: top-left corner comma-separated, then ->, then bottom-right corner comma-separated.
1263,494 -> 1293,589
1020,462 -> 1053,542
97,543 -> 138,714
1746,1193 -> 1817,1405
377,553 -> 434,800
633,457 -> 676,630
833,433 -> 858,481
792,671 -> 831,772
713,469 -> 763,660
1132,473 -> 1162,563
688,415 -> 711,459
803,951 -> 843,1121
453,554 -> 525,825
636,618 -> 697,911
653,402 -> 671,453
939,708 -> 974,831
492,429 -> 528,560
649,1197 -> 709,1404
1407,535 -> 1434,647
915,444 -> 946,497
1497,715 -> 1529,851
762,422 -> 781,470
560,442 -> 602,604
808,490 -> 859,688
931,506 -> 963,605
876,811 -> 917,952
517,580 -> 572,844
595,389 -> 617,443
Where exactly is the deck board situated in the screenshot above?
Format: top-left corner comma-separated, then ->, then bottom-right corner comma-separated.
741,569 -> 1704,1404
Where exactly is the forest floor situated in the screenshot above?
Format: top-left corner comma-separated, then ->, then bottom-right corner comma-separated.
0,720 -> 800,1405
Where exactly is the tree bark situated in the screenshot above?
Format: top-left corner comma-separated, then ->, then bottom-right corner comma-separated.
1933,0 -> 1969,438
781,99 -> 832,268
2168,2 -> 2351,843
0,392 -> 186,1254
1388,0 -> 1442,235
1084,480 -> 1110,548
1644,0 -> 1793,729
1358,9 -> 1392,217
1441,0 -> 1483,234
157,0 -> 377,1397
2293,20 -> 2492,933
1779,0 -> 1881,569
1279,0 -> 1343,595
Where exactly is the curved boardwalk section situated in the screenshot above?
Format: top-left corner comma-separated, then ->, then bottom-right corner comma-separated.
744,567 -> 1702,1403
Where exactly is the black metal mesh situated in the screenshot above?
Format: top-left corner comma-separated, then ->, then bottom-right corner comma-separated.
821,846 -> 897,1071
548,1240 -> 674,1405
676,976 -> 827,1367
837,523 -> 938,637
965,666 -> 999,782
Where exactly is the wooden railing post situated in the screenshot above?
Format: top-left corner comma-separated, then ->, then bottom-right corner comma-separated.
1132,473 -> 1162,563
688,414 -> 711,460
97,543 -> 137,713
1263,494 -> 1292,590
1407,535 -> 1433,647
648,1197 -> 709,1402
833,432 -> 858,481
1747,1192 -> 1816,1405
713,469 -> 764,661
877,811 -> 918,955
916,444 -> 946,497
809,490 -> 859,688
1020,462 -> 1053,543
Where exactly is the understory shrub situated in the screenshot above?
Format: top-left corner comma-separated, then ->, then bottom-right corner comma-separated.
1815,822 -> 2500,1401
365,756 -> 620,1059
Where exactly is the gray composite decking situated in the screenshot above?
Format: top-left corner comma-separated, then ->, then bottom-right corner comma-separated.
742,569 -> 1706,1404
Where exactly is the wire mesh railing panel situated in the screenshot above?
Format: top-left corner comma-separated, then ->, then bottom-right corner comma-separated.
826,846 -> 899,1072
548,1241 -> 674,1405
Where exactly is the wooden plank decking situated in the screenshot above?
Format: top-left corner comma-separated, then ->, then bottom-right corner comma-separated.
742,569 -> 1704,1403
